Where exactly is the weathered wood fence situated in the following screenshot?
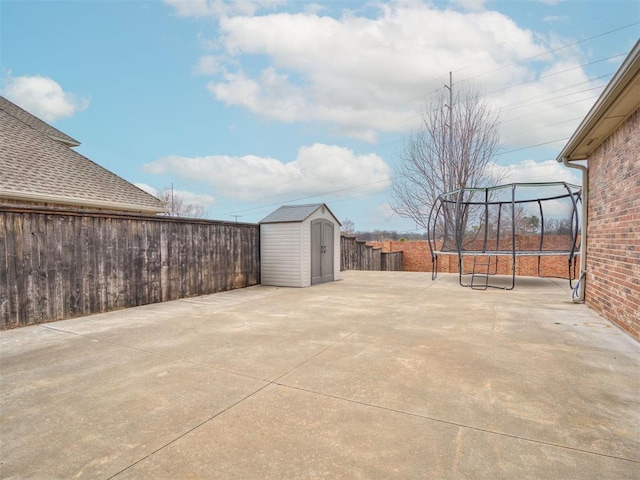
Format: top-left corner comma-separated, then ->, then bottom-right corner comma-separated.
1,207 -> 406,330
381,250 -> 403,271
0,206 -> 259,329
341,235 -> 403,272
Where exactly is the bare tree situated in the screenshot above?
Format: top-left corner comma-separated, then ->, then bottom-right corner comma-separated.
341,218 -> 356,235
391,80 -> 501,231
156,186 -> 207,218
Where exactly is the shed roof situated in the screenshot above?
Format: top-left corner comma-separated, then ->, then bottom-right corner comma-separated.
0,96 -> 165,214
260,203 -> 341,225
557,39 -> 640,162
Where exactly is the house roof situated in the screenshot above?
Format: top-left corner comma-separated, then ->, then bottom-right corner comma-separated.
0,97 -> 165,214
557,39 -> 640,162
0,96 -> 80,147
260,203 -> 341,225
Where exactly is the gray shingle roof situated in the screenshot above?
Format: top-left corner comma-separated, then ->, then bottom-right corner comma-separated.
260,203 -> 340,224
0,96 -> 80,147
0,98 -> 165,214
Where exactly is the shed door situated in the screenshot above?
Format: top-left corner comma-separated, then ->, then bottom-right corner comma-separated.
311,219 -> 334,285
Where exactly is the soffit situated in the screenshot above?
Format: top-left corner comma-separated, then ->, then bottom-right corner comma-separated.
559,40 -> 640,161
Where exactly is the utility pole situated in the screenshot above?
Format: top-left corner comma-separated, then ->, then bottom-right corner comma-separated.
444,71 -> 454,186
448,71 -> 453,162
231,215 -> 242,223
171,182 -> 175,216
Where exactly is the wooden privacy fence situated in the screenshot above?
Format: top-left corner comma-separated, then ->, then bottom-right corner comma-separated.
0,206 -> 260,329
0,207 -> 406,330
381,250 -> 403,271
341,235 -> 403,272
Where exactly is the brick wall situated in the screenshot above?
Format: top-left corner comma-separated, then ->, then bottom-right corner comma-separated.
371,239 -> 577,279
585,108 -> 640,341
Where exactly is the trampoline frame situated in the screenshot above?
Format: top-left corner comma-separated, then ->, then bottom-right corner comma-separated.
427,182 -> 581,290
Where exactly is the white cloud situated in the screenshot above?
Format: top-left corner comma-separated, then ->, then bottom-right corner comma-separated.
303,3 -> 325,15
164,0 -> 603,149
164,0 -> 284,17
496,59 -> 599,146
449,0 -> 488,11
191,1 -> 597,144
206,67 -> 307,122
143,143 -> 391,202
376,202 -> 398,222
193,55 -> 221,75
172,189 -> 216,206
135,183 -> 160,196
134,183 -> 216,207
487,159 -> 581,185
1,74 -> 89,122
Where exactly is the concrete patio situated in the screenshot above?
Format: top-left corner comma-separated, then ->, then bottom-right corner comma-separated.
1,271 -> 639,479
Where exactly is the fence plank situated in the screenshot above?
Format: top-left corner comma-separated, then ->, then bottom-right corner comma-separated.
0,207 -> 261,329
0,212 -> 8,322
3,206 -> 402,330
341,235 -> 402,272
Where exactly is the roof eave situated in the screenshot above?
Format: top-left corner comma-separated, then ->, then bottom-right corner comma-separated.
0,190 -> 166,214
50,135 -> 81,147
259,203 -> 342,225
557,40 -> 640,162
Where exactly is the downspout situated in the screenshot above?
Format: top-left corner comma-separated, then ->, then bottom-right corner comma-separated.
562,157 -> 588,303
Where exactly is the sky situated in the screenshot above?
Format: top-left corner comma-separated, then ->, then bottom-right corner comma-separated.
1,0 -> 638,232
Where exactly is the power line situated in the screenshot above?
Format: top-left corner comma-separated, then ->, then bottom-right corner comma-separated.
191,22 -> 639,222
378,51 -> 626,141
455,21 -> 639,85
364,77 -> 608,159
504,94 -> 599,123
212,76 -> 603,218
480,52 -> 627,99
496,138 -> 570,157
500,83 -> 607,113
385,20 -> 638,117
212,178 -> 392,218
501,116 -> 584,141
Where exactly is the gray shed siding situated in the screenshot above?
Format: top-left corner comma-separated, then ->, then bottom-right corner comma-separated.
260,223 -> 305,287
260,205 -> 341,287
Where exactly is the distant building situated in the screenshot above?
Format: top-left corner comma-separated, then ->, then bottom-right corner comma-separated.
0,96 -> 165,214
558,40 -> 640,342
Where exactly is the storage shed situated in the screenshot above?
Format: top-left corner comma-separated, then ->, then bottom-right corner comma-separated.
260,203 -> 341,287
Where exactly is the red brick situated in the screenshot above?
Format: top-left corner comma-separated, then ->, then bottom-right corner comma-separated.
585,108 -> 640,342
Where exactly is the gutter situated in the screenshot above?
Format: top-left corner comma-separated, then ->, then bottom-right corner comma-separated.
49,134 -> 81,147
556,41 -> 640,303
561,158 -> 587,303
0,190 -> 165,215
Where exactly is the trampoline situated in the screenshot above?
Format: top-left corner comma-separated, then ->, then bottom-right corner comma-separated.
427,182 -> 581,290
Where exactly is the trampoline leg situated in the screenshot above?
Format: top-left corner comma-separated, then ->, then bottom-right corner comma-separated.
432,256 -> 438,281
505,256 -> 516,290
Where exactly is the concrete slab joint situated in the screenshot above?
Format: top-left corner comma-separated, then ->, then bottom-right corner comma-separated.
1,272 -> 638,479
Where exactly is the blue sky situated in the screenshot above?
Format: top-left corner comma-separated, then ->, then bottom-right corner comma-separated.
1,0 -> 638,231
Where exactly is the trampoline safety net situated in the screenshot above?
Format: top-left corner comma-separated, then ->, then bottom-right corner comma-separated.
427,182 -> 581,290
